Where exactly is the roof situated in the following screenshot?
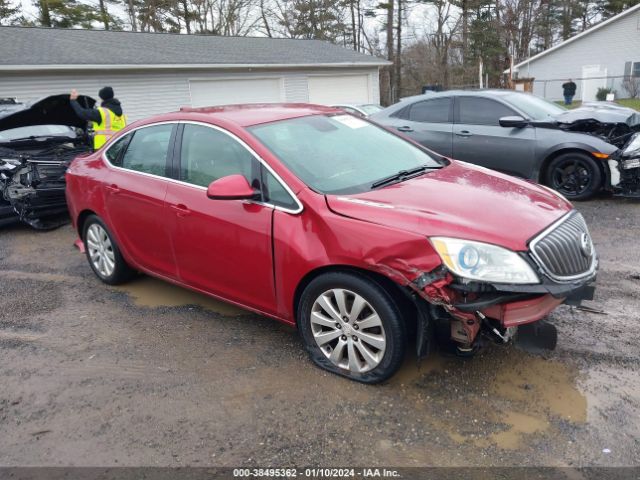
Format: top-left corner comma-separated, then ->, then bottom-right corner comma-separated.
512,3 -> 640,70
179,103 -> 341,127
0,26 -> 389,71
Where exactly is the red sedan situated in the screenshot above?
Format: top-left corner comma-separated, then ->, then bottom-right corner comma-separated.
66,104 -> 597,383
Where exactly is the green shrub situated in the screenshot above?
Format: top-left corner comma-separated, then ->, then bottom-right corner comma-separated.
596,87 -> 615,101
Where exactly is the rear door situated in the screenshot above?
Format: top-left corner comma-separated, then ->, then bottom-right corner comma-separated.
166,122 -> 277,313
452,96 -> 537,177
385,97 -> 453,157
103,123 -> 178,278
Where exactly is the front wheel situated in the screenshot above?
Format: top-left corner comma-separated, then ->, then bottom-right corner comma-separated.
545,152 -> 602,200
298,272 -> 407,384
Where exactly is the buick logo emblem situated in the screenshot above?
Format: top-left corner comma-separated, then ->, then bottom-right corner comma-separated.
580,233 -> 593,258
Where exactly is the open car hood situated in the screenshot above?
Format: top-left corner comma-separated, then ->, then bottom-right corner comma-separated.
0,94 -> 96,132
553,104 -> 640,127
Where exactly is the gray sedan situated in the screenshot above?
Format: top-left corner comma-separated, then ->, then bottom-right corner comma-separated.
370,90 -> 618,200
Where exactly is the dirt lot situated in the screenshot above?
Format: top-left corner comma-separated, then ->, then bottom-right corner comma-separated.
0,196 -> 639,468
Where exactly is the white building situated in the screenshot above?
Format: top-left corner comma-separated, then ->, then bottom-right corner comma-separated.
0,27 -> 388,122
510,4 -> 640,101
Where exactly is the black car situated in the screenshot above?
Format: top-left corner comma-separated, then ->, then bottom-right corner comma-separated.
371,90 -> 640,200
0,94 -> 94,229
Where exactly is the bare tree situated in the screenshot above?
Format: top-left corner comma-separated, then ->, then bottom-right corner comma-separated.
623,77 -> 640,99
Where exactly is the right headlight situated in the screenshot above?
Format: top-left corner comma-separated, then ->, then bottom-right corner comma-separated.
430,237 -> 540,284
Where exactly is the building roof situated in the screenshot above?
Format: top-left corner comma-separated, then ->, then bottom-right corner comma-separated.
512,3 -> 640,71
0,26 -> 388,71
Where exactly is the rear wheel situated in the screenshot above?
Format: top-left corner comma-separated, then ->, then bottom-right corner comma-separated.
83,215 -> 134,285
298,272 -> 407,384
545,152 -> 602,200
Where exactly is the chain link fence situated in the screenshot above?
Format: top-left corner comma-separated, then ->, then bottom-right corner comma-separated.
530,75 -> 638,102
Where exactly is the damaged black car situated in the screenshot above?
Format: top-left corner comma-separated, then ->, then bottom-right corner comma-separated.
0,94 -> 94,229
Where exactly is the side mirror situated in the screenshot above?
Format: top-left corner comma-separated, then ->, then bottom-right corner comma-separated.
206,174 -> 259,200
499,115 -> 528,128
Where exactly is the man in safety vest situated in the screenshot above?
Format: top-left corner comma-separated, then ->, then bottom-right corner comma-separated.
70,86 -> 126,150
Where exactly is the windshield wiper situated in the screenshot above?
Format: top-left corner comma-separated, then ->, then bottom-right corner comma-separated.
8,135 -> 71,143
371,165 -> 439,189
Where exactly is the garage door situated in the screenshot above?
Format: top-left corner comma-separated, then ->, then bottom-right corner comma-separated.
308,75 -> 370,105
189,78 -> 283,107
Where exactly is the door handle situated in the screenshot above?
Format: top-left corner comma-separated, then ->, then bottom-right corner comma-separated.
456,130 -> 473,137
397,126 -> 414,132
170,203 -> 191,217
105,184 -> 120,194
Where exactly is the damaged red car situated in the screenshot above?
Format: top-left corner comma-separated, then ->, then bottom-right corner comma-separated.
65,104 -> 597,383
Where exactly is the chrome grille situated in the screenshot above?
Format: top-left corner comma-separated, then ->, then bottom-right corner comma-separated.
529,212 -> 596,281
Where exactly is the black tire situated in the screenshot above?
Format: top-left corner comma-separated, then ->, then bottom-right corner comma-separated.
545,152 -> 602,200
82,214 -> 134,285
297,272 -> 407,384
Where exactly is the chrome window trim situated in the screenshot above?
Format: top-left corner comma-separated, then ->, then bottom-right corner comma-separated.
528,210 -> 598,283
102,120 -> 304,215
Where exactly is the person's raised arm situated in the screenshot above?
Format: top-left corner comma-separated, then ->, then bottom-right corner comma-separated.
70,89 -> 101,123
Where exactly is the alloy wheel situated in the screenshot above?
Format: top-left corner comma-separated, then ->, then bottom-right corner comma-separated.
86,223 -> 116,278
310,289 -> 386,373
550,158 -> 593,196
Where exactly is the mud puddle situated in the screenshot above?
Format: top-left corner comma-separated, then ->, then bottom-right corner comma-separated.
402,349 -> 587,451
115,276 -> 249,316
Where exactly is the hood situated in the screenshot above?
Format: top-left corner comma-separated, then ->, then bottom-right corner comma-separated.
325,161 -> 572,252
553,104 -> 640,127
0,94 -> 96,131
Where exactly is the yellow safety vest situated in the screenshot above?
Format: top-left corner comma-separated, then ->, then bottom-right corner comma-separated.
92,107 -> 126,149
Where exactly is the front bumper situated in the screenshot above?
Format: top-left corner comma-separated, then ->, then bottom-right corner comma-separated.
446,260 -> 597,328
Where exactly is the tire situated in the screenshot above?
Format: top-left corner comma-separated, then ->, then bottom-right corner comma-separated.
82,214 -> 134,285
545,152 -> 602,200
297,272 -> 407,384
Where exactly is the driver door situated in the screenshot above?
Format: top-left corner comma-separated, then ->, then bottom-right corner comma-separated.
166,123 -> 276,314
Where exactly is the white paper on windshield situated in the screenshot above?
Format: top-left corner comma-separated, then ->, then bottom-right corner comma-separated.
333,115 -> 368,129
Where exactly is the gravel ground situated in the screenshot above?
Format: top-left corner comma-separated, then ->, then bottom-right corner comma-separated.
0,196 -> 638,468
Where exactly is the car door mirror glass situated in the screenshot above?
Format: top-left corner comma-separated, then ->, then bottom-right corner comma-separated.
499,116 -> 528,128
207,174 -> 259,200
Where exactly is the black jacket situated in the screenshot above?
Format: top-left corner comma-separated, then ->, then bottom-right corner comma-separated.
562,82 -> 577,96
70,98 -> 124,124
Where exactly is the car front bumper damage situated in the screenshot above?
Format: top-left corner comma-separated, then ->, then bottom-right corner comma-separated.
408,261 -> 596,352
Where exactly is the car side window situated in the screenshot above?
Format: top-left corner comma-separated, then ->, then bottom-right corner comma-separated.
120,124 -> 174,176
409,98 -> 451,123
457,97 -> 516,126
105,133 -> 132,167
261,166 -> 298,210
180,124 -> 255,188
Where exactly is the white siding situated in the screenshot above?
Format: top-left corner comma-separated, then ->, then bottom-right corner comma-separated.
0,67 -> 381,122
283,74 -> 309,103
189,77 -> 284,106
514,8 -> 640,100
308,74 -> 370,104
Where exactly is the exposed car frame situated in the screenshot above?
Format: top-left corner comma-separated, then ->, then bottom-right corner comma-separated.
0,94 -> 94,229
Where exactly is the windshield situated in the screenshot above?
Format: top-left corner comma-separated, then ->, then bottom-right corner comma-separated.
503,93 -> 566,120
249,114 -> 441,194
0,124 -> 75,142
